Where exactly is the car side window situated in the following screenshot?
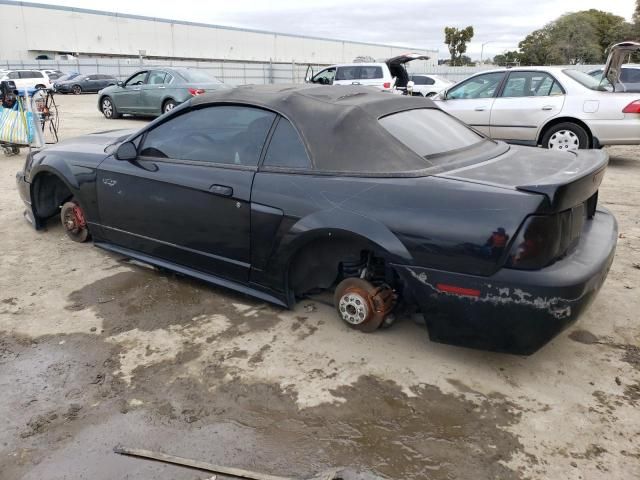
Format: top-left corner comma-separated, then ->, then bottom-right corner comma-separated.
126,71 -> 147,86
8,72 -> 19,79
139,106 -> 276,166
501,71 -> 563,97
621,68 -> 640,83
263,118 -> 311,169
421,76 -> 435,85
447,72 -> 505,99
358,66 -> 383,79
164,73 -> 174,84
312,68 -> 335,85
335,66 -> 358,81
147,71 -> 166,85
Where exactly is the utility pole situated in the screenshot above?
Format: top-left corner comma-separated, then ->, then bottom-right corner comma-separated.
480,41 -> 493,63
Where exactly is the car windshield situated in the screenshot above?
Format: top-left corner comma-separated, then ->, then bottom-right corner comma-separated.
379,108 -> 506,172
563,69 -> 611,91
176,69 -> 222,84
57,73 -> 80,82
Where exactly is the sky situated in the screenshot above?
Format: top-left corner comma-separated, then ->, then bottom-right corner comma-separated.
25,0 -> 637,59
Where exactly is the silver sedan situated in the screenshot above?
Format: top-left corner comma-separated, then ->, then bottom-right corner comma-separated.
433,66 -> 640,151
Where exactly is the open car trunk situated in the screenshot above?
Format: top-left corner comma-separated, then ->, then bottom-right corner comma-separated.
386,53 -> 430,89
603,41 -> 640,92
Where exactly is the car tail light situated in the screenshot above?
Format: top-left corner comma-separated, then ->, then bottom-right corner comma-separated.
188,88 -> 205,96
507,205 -> 586,270
383,82 -> 391,89
622,100 -> 640,113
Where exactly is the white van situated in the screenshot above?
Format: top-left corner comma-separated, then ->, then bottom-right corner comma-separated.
306,53 -> 430,93
0,70 -> 52,91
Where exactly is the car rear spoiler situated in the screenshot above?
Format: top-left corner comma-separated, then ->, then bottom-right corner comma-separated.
515,150 -> 608,212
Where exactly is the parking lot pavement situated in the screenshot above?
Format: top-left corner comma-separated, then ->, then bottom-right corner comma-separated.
0,94 -> 639,479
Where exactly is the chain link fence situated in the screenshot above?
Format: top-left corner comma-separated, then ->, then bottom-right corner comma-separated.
2,58 -> 604,85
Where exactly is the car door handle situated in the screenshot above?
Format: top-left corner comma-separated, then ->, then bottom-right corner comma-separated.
351,82 -> 361,85
132,88 -> 141,91
474,106 -> 486,111
209,184 -> 233,197
542,105 -> 554,111
157,86 -> 165,89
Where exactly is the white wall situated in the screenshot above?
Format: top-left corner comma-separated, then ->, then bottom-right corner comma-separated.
0,1 -> 438,65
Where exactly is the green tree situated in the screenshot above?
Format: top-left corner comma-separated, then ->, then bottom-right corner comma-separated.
444,26 -> 474,66
518,27 -> 559,65
493,50 -> 520,66
516,9 -> 631,65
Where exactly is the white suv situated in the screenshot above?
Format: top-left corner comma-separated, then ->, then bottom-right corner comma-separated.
306,53 -> 430,93
0,70 -> 52,92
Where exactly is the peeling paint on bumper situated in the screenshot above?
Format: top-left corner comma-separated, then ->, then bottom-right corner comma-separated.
394,208 -> 618,355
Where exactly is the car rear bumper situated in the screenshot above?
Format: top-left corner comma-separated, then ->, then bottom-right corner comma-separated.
587,118 -> 640,145
393,208 -> 617,355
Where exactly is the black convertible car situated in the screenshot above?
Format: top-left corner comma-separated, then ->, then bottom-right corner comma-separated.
16,85 -> 617,354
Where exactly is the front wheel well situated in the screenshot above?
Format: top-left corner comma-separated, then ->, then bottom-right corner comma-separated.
31,172 -> 73,220
538,117 -> 593,148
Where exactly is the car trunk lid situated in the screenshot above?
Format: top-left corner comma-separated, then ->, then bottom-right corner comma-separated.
603,41 -> 640,92
439,145 -> 608,213
386,53 -> 431,67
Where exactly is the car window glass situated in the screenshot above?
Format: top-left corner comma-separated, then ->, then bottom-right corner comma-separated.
8,72 -> 19,79
411,76 -> 426,85
502,71 -> 560,97
358,66 -> 383,79
147,71 -> 166,85
421,76 -> 435,85
312,68 -> 335,85
126,71 -> 147,86
164,73 -> 174,84
335,66 -> 359,81
263,118 -> 311,169
621,68 -> 640,83
380,108 -> 483,157
139,106 -> 276,166
447,72 -> 504,99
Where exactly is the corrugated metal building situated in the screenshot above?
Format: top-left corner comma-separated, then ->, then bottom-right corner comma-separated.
0,1 -> 438,66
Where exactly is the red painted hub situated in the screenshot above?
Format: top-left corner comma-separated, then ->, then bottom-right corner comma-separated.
72,204 -> 86,228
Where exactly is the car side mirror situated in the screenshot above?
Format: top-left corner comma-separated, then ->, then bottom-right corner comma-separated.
117,81 -> 124,87
115,141 -> 137,161
441,89 -> 448,100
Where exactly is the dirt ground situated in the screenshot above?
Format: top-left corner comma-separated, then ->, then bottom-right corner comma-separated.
0,94 -> 639,480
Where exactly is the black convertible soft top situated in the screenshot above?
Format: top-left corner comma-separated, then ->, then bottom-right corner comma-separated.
191,84 -> 440,174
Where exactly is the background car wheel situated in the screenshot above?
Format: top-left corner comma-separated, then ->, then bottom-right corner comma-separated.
425,92 -> 436,97
334,277 -> 395,333
72,85 -> 82,95
60,201 -> 90,243
101,97 -> 120,119
163,100 -> 177,114
35,84 -> 45,90
541,122 -> 589,151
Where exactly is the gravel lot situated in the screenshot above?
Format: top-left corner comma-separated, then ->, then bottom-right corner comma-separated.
1,94 -> 639,480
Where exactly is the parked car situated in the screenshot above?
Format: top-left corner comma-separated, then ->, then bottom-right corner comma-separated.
51,72 -> 80,90
409,74 -> 454,97
55,73 -> 118,94
41,69 -> 65,81
17,84 -> 617,354
98,68 -> 227,118
0,70 -> 51,91
305,53 -> 430,93
434,66 -> 640,150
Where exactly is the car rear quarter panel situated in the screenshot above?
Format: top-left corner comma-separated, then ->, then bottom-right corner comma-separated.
251,172 -> 546,288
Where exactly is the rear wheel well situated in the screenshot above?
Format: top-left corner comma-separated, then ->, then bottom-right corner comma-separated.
32,172 -> 73,220
538,117 -> 593,147
162,98 -> 177,112
286,234 -> 399,302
